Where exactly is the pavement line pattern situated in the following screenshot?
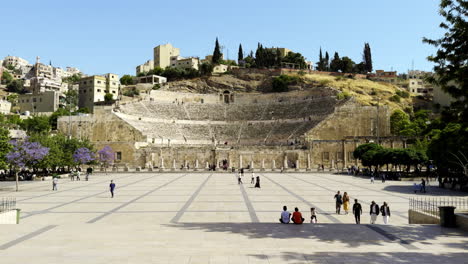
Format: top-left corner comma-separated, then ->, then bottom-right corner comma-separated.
262,174 -> 341,223
22,174 -> 158,219
87,174 -> 189,223
0,225 -> 57,250
239,182 -> 259,223
171,174 -> 212,223
365,224 -> 419,250
289,174 -> 408,220
17,173 -> 136,202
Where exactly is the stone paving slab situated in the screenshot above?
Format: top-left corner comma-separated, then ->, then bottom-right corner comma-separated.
0,172 -> 467,263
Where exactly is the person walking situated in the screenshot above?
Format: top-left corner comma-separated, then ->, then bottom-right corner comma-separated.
70,170 -> 75,181
380,202 -> 391,224
381,173 -> 386,183
251,172 -> 255,184
109,180 -> 116,198
370,201 -> 380,224
76,170 -> 81,181
310,207 -> 318,223
370,174 -> 374,184
420,179 -> 426,193
292,207 -> 304,224
334,191 -> 343,214
254,175 -> 261,188
342,192 -> 350,215
238,171 -> 243,184
52,177 -> 58,191
352,199 -> 362,224
279,206 -> 291,224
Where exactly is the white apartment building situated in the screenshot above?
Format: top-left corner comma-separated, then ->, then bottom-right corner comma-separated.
78,74 -> 120,112
2,56 -> 29,68
136,75 -> 167,85
0,99 -> 11,114
408,70 -> 434,97
136,60 -> 154,75
170,56 -> 199,70
154,44 -> 180,69
66,67 -> 81,75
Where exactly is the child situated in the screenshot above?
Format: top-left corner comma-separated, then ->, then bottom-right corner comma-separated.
310,208 -> 317,223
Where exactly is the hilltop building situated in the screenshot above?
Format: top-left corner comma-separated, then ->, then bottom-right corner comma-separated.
154,44 -> 180,69
78,73 -> 120,112
136,60 -> 154,75
407,70 -> 434,97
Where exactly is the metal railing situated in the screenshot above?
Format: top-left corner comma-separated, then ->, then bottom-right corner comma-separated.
0,198 -> 16,213
409,197 -> 468,218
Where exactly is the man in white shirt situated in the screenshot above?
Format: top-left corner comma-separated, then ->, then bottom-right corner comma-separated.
52,178 -> 58,191
370,201 -> 380,224
279,206 -> 291,224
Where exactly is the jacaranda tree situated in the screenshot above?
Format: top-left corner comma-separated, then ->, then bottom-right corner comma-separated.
73,147 -> 95,167
6,138 -> 49,191
98,146 -> 115,173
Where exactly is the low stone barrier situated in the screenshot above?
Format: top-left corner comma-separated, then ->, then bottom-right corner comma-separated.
0,210 -> 20,224
455,213 -> 468,232
408,209 -> 440,224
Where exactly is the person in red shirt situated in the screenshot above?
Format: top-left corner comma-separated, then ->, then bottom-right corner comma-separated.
292,207 -> 304,224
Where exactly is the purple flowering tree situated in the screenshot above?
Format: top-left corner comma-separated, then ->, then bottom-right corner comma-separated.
6,138 -> 49,191
73,147 -> 95,167
97,146 -> 115,173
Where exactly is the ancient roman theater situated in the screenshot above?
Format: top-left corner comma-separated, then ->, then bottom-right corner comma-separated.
58,88 -> 399,171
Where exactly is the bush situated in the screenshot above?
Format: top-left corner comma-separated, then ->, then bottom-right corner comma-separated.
389,94 -> 401,103
152,84 -> 160,90
370,89 -> 377,95
318,79 -> 332,87
272,75 -> 300,93
396,90 -> 410,98
337,91 -> 351,100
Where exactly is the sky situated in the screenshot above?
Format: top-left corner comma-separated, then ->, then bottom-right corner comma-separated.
0,0 -> 444,76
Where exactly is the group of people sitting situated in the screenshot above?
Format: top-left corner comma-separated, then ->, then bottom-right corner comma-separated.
279,206 -> 317,224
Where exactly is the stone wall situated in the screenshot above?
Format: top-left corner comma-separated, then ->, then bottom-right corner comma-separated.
408,209 -> 440,224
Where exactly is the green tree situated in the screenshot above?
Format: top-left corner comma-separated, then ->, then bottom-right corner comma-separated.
390,110 -> 410,135
339,57 -> 355,73
282,52 -> 307,69
316,48 -> 326,71
0,127 -> 11,170
22,116 -> 51,134
200,62 -> 214,76
1,71 -> 13,84
423,0 -> 468,123
238,44 -> 244,64
272,75 -> 300,93
212,37 -> 222,64
120,75 -> 134,85
49,108 -> 70,130
330,52 -> 341,72
104,93 -> 114,103
6,79 -> 25,93
62,74 -> 82,84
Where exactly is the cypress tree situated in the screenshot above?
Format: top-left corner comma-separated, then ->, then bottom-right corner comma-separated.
363,43 -> 373,73
325,51 -> 330,71
238,44 -> 244,63
212,37 -> 222,64
317,48 -> 324,71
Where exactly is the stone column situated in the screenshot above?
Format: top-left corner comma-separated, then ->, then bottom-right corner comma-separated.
295,159 -> 300,171
283,156 -> 288,170
159,157 -> 165,172
171,159 -> 176,171
306,153 -> 311,171
183,160 -> 187,171
261,159 -> 265,171
239,155 -> 243,168
343,140 -> 347,169
194,159 -> 199,171
330,159 -> 335,171
206,161 -> 210,171
272,159 -> 276,171
250,160 -> 254,171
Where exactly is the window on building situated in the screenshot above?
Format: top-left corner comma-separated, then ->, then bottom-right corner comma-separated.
348,152 -> 355,161
33,98 -> 37,103
116,152 -> 122,160
97,81 -> 101,84
40,98 -> 42,102
112,91 -> 116,94
322,152 -> 329,161
97,89 -> 101,92
337,152 -> 343,160
26,99 -> 29,103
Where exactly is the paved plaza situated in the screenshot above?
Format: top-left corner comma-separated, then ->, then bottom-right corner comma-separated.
0,172 -> 467,263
